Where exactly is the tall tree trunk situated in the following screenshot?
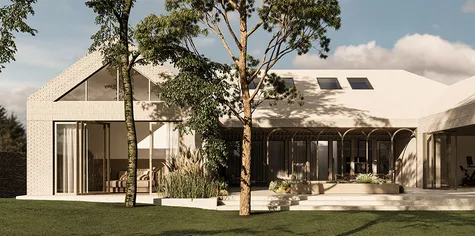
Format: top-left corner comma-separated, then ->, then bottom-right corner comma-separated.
240,99 -> 252,216
119,0 -> 137,208
239,1 -> 250,215
122,58 -> 138,207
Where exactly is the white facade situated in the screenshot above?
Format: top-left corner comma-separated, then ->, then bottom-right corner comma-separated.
26,52 -> 475,196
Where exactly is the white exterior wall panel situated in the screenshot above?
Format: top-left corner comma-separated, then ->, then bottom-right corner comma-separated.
27,120 -> 53,195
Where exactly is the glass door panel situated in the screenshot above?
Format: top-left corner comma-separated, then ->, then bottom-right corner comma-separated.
84,123 -> 109,193
55,123 -> 78,194
78,123 -> 110,194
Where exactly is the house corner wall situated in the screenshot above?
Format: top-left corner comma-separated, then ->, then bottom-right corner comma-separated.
27,120 -> 53,195
395,136 -> 417,188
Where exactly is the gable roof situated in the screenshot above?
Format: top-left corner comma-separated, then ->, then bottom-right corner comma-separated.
222,69 -> 449,128
28,51 -> 175,102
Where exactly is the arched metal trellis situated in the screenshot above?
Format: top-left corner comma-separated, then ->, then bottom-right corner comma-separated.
390,128 -> 417,183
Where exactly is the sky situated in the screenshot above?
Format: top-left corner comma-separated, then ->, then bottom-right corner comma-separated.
2,0 -> 475,123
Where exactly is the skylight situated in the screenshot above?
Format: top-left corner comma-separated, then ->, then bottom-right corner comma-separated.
317,78 -> 342,90
347,77 -> 373,90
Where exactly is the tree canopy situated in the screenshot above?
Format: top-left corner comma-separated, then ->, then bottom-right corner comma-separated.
134,0 -> 341,215
0,106 -> 26,153
0,0 -> 37,72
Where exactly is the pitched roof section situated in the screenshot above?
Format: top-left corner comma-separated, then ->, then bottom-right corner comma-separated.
28,52 -> 175,102
222,70 -> 449,128
426,75 -> 475,115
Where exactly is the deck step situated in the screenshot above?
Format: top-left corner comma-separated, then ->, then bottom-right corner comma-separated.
217,204 -> 475,211
217,204 -> 291,211
219,200 -> 299,206
297,199 -> 475,206
289,205 -> 475,211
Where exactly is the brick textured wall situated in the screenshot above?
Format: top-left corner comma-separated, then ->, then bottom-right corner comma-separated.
26,121 -> 53,195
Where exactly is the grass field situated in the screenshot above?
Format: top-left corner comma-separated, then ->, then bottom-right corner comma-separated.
1,199 -> 475,235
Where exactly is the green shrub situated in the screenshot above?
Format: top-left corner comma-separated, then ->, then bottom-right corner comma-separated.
355,173 -> 382,184
164,172 -> 217,198
269,179 -> 291,193
163,148 -> 218,198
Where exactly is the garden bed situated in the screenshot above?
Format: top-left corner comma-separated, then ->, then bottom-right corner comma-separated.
312,183 -> 400,194
153,197 -> 217,210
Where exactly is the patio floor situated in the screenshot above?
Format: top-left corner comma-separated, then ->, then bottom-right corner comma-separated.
16,187 -> 475,211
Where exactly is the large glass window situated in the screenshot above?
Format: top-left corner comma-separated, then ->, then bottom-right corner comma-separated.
87,67 -> 118,101
131,71 -> 151,101
60,82 -> 86,101
58,66 -> 162,102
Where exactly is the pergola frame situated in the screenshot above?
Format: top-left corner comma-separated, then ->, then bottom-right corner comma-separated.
224,126 -> 417,184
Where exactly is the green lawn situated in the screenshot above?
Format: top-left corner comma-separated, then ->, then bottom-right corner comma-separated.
1,199 -> 475,236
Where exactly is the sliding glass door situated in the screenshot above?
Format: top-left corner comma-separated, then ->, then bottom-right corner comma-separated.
82,123 -> 110,194
55,122 -> 110,195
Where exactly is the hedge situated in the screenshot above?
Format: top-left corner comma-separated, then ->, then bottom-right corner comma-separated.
0,152 -> 26,198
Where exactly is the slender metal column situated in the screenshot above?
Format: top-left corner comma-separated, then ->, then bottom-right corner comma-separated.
390,137 -> 395,183
102,125 -> 106,193
328,140 -> 333,181
105,124 -> 110,193
149,122 -> 153,194
341,137 -> 344,177
365,138 -> 369,174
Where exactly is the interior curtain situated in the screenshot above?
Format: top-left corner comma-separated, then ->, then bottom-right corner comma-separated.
62,125 -> 77,193
167,122 -> 179,158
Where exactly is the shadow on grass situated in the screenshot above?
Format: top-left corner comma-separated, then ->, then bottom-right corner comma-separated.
98,203 -> 155,208
251,210 -> 283,215
335,211 -> 475,235
158,227 -> 259,236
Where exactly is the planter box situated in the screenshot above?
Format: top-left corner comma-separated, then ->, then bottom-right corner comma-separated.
290,183 -> 312,194
312,183 -> 400,194
153,198 -> 217,210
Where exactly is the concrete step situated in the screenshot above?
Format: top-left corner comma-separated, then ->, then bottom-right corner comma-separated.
219,199 -> 299,206
222,194 -> 307,201
289,205 -> 475,211
297,199 -> 475,206
217,204 -> 290,211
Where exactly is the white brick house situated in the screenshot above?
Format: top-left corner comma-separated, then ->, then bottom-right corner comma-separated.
25,51 -> 475,196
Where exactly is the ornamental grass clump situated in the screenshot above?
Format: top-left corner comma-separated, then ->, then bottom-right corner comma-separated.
355,173 -> 383,184
268,180 -> 291,194
164,148 -> 218,198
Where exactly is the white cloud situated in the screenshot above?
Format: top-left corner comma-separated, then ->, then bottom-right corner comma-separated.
463,0 -> 475,13
293,34 -> 475,84
14,38 -> 87,70
0,86 -> 37,124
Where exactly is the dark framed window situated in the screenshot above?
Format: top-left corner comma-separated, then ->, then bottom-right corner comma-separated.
347,77 -> 374,89
317,78 -> 342,90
